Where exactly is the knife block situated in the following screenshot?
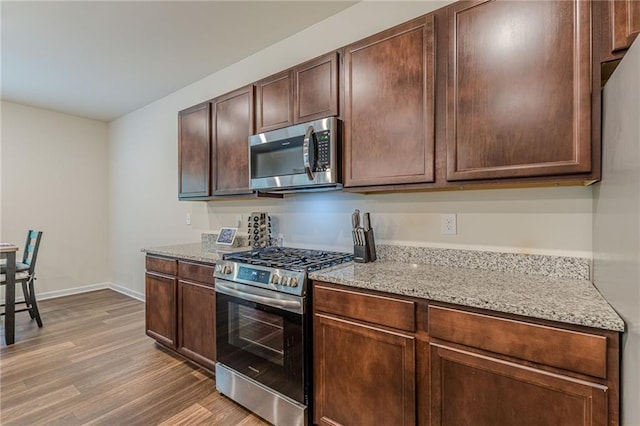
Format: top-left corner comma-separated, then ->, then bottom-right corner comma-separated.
353,228 -> 377,263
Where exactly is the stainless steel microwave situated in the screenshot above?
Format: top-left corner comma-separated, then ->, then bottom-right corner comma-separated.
249,117 -> 341,193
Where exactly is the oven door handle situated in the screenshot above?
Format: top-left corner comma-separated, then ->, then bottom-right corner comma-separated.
215,281 -> 303,313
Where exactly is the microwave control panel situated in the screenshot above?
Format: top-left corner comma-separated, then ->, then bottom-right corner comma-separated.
316,130 -> 331,171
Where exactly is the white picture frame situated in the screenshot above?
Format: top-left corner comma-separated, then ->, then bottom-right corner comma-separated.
216,227 -> 237,246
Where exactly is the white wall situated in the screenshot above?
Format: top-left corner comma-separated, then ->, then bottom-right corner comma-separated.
1,101 -> 110,296
109,1 -> 594,297
593,39 -> 640,426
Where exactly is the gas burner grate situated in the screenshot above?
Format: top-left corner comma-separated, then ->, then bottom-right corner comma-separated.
223,247 -> 352,271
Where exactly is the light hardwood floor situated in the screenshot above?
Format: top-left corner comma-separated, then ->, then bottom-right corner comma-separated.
0,289 -> 269,425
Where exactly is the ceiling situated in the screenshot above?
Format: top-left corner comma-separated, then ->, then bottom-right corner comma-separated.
1,1 -> 357,122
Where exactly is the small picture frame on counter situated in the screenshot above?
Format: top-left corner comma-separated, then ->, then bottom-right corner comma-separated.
216,227 -> 237,246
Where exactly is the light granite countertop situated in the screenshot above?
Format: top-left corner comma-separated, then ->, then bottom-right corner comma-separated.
309,261 -> 625,332
142,243 -> 251,264
143,241 -> 624,332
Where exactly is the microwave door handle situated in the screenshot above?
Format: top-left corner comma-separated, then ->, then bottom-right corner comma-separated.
303,125 -> 315,181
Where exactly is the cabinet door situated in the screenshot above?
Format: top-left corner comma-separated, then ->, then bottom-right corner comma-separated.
344,15 -> 435,187
212,85 -> 254,195
294,51 -> 339,124
610,0 -> 640,52
429,344 -> 608,426
314,313 -> 416,426
177,280 -> 216,370
145,272 -> 177,348
255,70 -> 294,133
445,0 -> 592,181
178,102 -> 211,198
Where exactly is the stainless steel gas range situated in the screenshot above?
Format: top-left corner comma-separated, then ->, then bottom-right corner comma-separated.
213,247 -> 352,426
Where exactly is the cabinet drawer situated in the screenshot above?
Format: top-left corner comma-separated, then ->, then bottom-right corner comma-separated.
314,284 -> 415,332
428,305 -> 607,378
146,255 -> 177,276
178,261 -> 215,286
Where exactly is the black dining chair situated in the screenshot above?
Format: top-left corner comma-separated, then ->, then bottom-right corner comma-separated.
1,230 -> 44,327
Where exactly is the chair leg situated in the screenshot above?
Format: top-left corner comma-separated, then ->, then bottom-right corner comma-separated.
28,278 -> 43,327
21,281 -> 36,319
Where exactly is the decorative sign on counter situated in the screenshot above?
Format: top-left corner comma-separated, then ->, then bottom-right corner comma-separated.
216,228 -> 237,246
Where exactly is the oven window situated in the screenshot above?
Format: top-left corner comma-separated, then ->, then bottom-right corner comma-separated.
231,305 -> 284,366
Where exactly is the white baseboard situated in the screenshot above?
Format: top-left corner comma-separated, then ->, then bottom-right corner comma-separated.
1,282 -> 145,304
34,282 -> 110,301
107,282 -> 145,302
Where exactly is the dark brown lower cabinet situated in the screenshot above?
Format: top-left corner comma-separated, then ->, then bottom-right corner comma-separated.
145,255 -> 216,371
313,313 -> 416,426
145,272 -> 177,348
429,344 -> 608,426
177,280 -> 216,370
312,281 -> 619,426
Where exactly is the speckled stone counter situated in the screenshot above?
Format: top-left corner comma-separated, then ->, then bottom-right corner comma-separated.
142,243 -> 250,264
309,261 -> 624,332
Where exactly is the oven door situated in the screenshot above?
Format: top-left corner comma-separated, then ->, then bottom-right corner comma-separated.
215,279 -> 306,404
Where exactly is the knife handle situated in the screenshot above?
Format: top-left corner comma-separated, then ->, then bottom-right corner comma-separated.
363,213 -> 370,231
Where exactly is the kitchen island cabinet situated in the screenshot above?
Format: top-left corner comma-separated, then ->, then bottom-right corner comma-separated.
343,15 -> 435,188
311,280 -> 620,426
145,254 -> 216,372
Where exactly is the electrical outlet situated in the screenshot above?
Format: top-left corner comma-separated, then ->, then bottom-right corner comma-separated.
440,213 -> 457,235
186,213 -> 191,226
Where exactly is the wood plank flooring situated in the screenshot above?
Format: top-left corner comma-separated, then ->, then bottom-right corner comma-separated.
0,289 -> 269,425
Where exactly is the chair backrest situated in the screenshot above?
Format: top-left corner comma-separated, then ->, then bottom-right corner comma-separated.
21,230 -> 43,274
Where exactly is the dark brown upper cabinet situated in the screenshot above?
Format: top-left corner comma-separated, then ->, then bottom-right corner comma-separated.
256,51 -> 340,133
211,85 -> 255,195
445,0 -> 592,181
343,15 -> 436,188
609,0 -> 640,53
294,51 -> 339,124
178,102 -> 210,199
255,70 -> 294,133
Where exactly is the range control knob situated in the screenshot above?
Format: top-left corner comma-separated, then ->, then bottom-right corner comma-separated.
289,277 -> 299,287
222,265 -> 233,274
214,264 -> 222,273
271,274 -> 280,284
280,276 -> 290,286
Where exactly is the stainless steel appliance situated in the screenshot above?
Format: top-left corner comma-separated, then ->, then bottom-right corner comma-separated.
214,247 -> 352,426
249,117 -> 341,193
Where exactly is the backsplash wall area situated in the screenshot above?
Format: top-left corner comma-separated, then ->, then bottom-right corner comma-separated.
193,187 -> 593,258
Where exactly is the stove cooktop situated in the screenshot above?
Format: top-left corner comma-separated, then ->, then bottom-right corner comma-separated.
222,247 -> 353,272
215,247 -> 352,297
